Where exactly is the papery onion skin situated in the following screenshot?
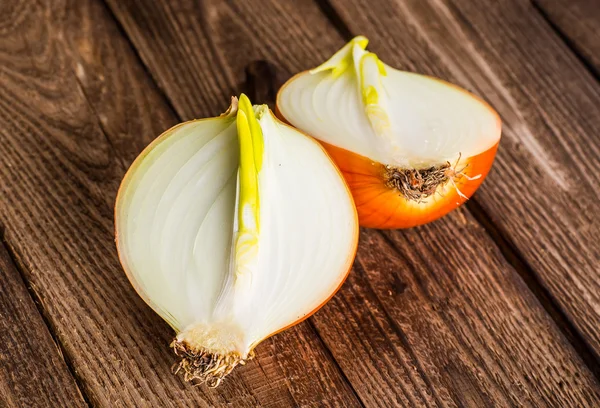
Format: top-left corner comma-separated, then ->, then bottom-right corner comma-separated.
276,38 -> 502,229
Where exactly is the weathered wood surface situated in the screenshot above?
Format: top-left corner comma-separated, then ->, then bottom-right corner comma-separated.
0,0 -> 359,406
103,0 -> 600,406
1,0 -> 600,406
0,242 -> 87,408
324,0 -> 600,360
535,0 -> 600,74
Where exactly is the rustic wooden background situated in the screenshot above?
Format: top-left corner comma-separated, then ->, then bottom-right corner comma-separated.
1,0 -> 599,406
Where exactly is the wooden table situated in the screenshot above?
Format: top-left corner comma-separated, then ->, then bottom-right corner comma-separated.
1,0 -> 599,406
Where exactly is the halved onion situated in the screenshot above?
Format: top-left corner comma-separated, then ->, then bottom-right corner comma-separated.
277,36 -> 502,229
115,95 -> 358,386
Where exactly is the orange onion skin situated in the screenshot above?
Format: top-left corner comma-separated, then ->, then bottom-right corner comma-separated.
320,141 -> 499,229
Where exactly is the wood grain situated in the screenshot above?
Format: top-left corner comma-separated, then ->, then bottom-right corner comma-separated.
324,0 -> 600,363
102,0 -> 341,119
315,221 -> 600,406
103,0 -> 600,405
0,241 -> 86,408
534,0 -> 600,74
0,0 -> 360,406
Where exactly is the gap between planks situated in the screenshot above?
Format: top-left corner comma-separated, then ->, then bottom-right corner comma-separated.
305,319 -> 365,407
0,233 -> 94,407
531,0 -> 600,82
98,0 -> 180,120
314,0 -> 600,380
466,200 -> 600,379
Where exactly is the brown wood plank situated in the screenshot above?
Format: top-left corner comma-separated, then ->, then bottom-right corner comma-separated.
102,0 -> 600,405
0,241 -> 87,408
317,222 -> 600,407
323,0 -> 600,366
0,0 -> 360,406
534,0 -> 600,74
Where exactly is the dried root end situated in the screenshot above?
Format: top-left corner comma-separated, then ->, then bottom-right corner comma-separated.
384,154 -> 479,202
384,162 -> 451,201
171,339 -> 254,387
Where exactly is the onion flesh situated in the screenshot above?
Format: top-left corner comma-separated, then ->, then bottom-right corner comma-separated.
277,36 -> 501,169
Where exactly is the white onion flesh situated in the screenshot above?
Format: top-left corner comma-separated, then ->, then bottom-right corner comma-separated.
115,98 -> 358,357
278,37 -> 501,168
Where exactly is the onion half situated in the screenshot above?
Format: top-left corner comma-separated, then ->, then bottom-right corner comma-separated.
277,37 -> 502,229
115,95 -> 358,386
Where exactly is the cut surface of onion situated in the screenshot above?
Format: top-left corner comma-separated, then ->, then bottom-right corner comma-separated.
115,95 -> 358,386
277,36 -> 502,229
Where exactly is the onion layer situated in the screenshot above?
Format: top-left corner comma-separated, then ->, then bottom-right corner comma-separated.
277,36 -> 502,228
115,95 -> 358,386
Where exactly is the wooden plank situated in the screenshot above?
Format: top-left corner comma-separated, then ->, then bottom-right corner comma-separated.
534,0 -> 600,74
316,223 -> 600,406
324,0 -> 600,365
0,241 -> 87,408
102,0 -> 600,405
0,0 -> 360,406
